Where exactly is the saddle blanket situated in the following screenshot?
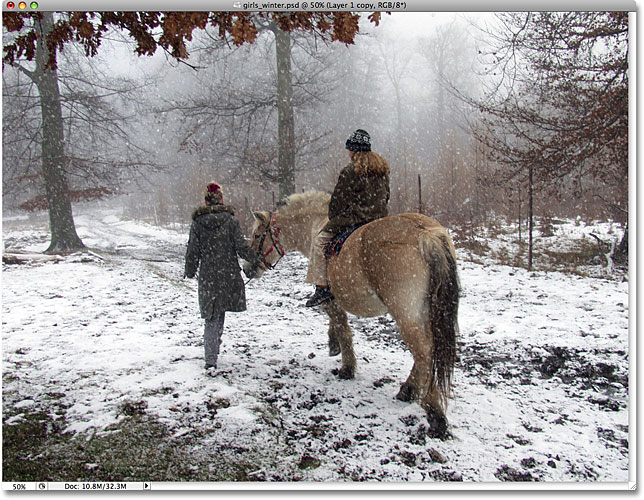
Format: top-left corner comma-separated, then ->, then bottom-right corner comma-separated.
324,224 -> 364,258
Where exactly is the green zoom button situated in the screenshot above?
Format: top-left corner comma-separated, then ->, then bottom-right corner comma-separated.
30,1 -> 37,7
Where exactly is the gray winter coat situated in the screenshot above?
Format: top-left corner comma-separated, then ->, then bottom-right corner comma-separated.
184,204 -> 260,319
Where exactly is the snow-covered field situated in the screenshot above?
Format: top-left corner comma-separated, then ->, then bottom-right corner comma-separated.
2,204 -> 631,487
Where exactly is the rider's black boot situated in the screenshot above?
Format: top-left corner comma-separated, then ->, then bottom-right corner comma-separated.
305,286 -> 334,307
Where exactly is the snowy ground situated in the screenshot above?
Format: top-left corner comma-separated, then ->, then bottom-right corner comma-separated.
2,204 -> 631,486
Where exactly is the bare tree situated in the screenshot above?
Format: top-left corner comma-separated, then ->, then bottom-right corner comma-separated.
3,10 -> 383,248
2,70 -> 42,209
375,30 -> 414,209
154,20 -> 341,204
6,12 -> 85,252
416,18 -> 481,222
3,22 -> 159,214
466,12 -> 629,267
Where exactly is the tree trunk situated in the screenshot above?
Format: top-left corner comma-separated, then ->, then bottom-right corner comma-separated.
518,185 -> 522,243
274,27 -> 296,201
35,13 -> 85,253
528,166 -> 534,271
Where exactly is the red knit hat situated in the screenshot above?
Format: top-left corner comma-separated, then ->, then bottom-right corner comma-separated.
204,182 -> 223,205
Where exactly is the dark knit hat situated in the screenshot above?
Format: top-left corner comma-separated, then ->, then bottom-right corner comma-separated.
345,129 -> 371,152
204,181 -> 224,205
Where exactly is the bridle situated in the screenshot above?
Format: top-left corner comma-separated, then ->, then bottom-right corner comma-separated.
256,212 -> 286,270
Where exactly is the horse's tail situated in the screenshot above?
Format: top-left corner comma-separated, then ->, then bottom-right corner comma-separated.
418,228 -> 460,407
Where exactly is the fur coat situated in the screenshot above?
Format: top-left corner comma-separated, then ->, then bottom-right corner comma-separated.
324,151 -> 391,234
184,204 -> 260,319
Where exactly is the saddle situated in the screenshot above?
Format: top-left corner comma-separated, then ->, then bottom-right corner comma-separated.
324,224 -> 364,258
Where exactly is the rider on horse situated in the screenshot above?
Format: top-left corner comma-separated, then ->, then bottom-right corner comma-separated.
305,129 -> 391,307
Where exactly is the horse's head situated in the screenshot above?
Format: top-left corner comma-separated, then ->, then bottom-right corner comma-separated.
244,210 -> 286,278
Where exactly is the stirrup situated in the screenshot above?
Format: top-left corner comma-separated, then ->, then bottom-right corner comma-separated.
305,286 -> 334,307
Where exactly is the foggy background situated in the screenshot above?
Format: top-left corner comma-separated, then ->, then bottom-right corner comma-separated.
2,12 -> 627,234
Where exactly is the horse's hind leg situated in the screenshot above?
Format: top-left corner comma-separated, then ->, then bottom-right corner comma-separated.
396,362 -> 422,402
418,351 -> 449,439
323,300 -> 356,379
422,381 -> 449,439
396,320 -> 431,401
397,319 -> 449,439
425,402 -> 449,440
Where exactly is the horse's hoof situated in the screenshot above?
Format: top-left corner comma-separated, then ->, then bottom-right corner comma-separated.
329,344 -> 341,357
338,366 -> 355,380
426,408 -> 450,440
395,383 -> 416,402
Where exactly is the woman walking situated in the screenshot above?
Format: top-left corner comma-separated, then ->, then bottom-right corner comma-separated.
185,182 -> 262,374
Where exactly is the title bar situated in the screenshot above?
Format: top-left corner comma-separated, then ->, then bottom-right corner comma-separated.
1,0 -> 638,11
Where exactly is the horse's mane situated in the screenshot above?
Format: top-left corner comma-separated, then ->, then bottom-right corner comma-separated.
279,190 -> 330,218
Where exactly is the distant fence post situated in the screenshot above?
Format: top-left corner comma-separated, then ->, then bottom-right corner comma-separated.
244,196 -> 250,233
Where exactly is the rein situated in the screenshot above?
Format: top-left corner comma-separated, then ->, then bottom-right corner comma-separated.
257,213 -> 286,270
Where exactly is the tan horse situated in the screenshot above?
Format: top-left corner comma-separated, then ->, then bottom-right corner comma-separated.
246,191 -> 459,438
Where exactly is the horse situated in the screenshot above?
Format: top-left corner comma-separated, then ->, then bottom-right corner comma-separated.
245,191 -> 459,438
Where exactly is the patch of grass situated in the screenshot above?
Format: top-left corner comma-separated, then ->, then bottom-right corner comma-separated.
83,417 -> 199,481
490,247 -> 514,267
540,240 -> 603,270
458,239 -> 491,257
297,455 -> 321,470
461,229 -> 623,278
3,410 -> 198,482
3,408 -> 294,482
3,411 -> 62,481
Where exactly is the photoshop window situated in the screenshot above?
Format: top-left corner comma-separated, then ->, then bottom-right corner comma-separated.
1,0 -> 635,492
